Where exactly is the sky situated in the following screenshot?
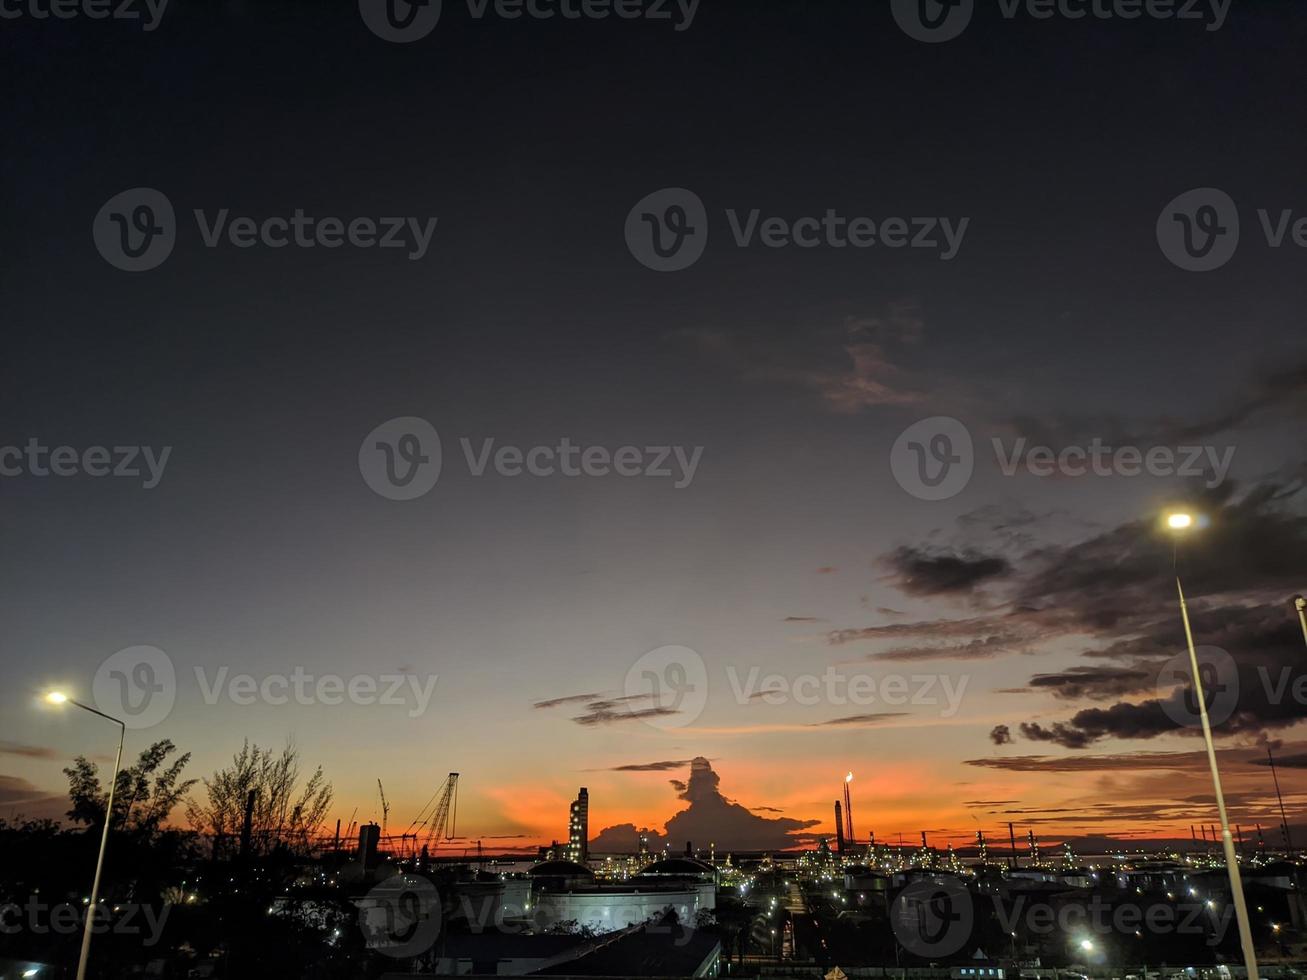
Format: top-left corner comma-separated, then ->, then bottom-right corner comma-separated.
2,0 -> 1307,854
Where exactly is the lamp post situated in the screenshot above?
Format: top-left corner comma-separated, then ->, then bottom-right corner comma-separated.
44,692 -> 125,980
1293,595 -> 1307,648
1165,513 -> 1260,980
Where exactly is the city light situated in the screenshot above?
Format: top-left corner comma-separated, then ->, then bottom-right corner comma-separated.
44,691 -> 68,704
1167,511 -> 1194,529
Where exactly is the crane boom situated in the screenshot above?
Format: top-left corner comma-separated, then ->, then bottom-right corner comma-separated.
423,773 -> 460,852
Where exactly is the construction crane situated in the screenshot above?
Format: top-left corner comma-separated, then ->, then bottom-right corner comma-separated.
404,773 -> 460,859
378,779 -> 390,837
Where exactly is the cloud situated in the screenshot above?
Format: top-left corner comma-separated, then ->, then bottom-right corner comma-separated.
817,567 -> 838,574
881,545 -> 1013,597
674,304 -> 927,414
535,692 -> 683,727
1018,666 -> 1154,701
990,724 -> 1012,745
806,713 -> 909,727
784,616 -> 822,623
963,748 -> 1227,773
0,775 -> 65,817
606,760 -> 695,772
844,477 -> 1307,745
0,742 -> 59,760
591,757 -> 819,852
533,692 -> 605,710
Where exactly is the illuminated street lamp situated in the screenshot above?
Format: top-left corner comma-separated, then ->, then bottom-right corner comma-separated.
1165,513 -> 1260,980
43,691 -> 125,980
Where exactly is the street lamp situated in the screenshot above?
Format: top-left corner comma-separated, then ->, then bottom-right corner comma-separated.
1165,513 -> 1260,980
44,691 -> 125,980
1293,595 -> 1307,648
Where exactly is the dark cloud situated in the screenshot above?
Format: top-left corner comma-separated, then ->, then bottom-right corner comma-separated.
844,478 -> 1307,744
964,748 -> 1232,773
1020,666 -> 1153,701
989,724 -> 1012,745
1252,753 -> 1307,769
881,545 -> 1013,597
0,742 -> 59,760
592,757 -> 818,852
533,692 -> 605,710
0,775 -> 65,816
805,712 -> 908,727
535,691 -> 683,727
607,759 -> 695,772
784,616 -> 822,623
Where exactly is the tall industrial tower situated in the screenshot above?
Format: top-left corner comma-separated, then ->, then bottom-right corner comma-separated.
567,787 -> 589,863
843,772 -> 855,843
834,800 -> 845,854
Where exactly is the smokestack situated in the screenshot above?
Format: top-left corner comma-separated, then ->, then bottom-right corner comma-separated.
843,773 -> 855,843
835,801 -> 845,854
240,789 -> 257,859
333,818 -> 341,854
1008,822 -> 1018,869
